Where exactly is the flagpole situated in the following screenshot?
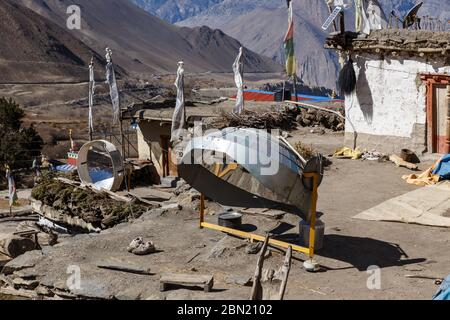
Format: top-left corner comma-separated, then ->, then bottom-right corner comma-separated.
105,48 -> 125,161
89,56 -> 94,142
293,75 -> 298,103
290,0 -> 298,103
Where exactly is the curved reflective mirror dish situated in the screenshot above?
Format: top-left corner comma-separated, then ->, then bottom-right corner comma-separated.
77,140 -> 124,191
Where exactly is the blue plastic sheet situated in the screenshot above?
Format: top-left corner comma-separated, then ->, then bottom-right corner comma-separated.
433,275 -> 450,300
432,154 -> 450,180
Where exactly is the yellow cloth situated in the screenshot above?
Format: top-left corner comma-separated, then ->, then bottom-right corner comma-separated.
333,147 -> 363,160
402,160 -> 441,187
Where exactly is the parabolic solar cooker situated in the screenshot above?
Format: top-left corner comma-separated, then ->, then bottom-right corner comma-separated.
177,127 -> 323,221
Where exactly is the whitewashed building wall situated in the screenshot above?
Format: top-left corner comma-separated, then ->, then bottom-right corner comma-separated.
345,53 -> 450,154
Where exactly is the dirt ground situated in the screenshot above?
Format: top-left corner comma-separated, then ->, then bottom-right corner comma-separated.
1,128 -> 448,300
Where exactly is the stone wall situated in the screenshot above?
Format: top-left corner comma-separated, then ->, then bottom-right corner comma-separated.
137,120 -> 172,176
345,53 -> 450,154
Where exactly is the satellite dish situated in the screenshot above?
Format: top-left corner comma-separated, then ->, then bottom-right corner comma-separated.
403,2 -> 423,29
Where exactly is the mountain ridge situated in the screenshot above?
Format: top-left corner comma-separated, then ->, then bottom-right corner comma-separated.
15,0 -> 281,78
136,0 -> 450,89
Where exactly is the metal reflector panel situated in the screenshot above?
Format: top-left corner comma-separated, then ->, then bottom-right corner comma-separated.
178,128 -> 323,220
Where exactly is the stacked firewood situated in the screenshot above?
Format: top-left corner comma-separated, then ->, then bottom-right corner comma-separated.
211,108 -> 298,130
210,106 -> 344,132
296,107 -> 345,132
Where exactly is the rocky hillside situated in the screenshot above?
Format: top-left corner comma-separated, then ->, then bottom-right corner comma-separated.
0,0 -> 105,83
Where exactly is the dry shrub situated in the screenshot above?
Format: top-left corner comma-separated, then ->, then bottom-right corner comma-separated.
294,142 -> 315,160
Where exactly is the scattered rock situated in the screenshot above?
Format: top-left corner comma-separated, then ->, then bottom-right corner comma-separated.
207,236 -> 245,259
310,127 -> 326,135
35,285 -> 53,297
2,250 -> 43,275
160,176 -> 180,188
12,277 -> 39,290
246,242 -> 263,255
178,190 -> 201,211
225,275 -> 252,287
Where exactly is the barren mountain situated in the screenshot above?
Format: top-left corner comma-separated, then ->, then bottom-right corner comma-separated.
17,0 -> 280,76
175,0 -> 450,89
0,0 -> 105,83
132,0 -> 222,23
178,0 -> 339,89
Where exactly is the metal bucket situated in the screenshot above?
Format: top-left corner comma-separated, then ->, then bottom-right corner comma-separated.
218,212 -> 243,229
299,219 -> 325,251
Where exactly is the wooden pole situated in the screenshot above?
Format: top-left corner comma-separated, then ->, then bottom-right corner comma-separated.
119,117 -> 126,160
89,57 -> 94,142
339,11 -> 346,35
446,84 -> 450,153
292,76 -> 298,102
200,194 -> 205,229
277,246 -> 292,300
308,173 -> 319,258
250,234 -> 270,300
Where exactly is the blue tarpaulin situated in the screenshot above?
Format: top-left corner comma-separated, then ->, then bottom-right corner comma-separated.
55,164 -> 77,173
433,275 -> 450,300
432,154 -> 450,180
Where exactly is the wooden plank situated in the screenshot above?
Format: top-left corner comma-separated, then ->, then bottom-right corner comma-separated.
55,177 -> 133,203
261,246 -> 292,300
97,262 -> 153,275
100,188 -> 134,203
239,208 -> 285,220
160,273 -> 214,293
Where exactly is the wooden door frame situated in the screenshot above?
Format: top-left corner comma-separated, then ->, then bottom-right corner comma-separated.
420,74 -> 450,154
160,135 -> 170,178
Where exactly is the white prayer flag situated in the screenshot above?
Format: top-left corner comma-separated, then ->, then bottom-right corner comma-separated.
366,0 -> 387,30
88,58 -> 95,133
233,47 -> 245,114
171,61 -> 186,143
358,0 -> 387,34
5,166 -> 17,207
105,48 -> 120,124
